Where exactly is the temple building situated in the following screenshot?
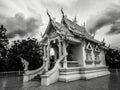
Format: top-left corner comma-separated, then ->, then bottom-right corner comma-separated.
23,9 -> 110,86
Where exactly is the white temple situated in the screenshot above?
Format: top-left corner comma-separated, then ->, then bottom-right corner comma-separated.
23,9 -> 110,86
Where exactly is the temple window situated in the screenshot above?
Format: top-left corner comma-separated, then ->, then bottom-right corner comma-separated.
85,43 -> 92,60
85,43 -> 93,64
94,45 -> 101,64
95,54 -> 99,60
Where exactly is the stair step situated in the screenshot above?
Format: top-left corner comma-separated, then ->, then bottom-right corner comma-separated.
33,74 -> 41,80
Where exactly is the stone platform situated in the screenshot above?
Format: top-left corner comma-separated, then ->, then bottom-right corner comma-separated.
59,66 -> 110,82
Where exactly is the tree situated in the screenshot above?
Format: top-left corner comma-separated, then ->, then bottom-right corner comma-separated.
7,38 -> 43,71
106,48 -> 120,69
0,25 -> 9,72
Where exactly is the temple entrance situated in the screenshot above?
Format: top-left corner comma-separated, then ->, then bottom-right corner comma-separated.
49,39 -> 59,70
67,43 -> 80,67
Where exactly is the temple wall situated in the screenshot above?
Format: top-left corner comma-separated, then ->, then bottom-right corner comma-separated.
82,42 -> 107,68
78,43 -> 84,67
77,43 -> 84,67
96,49 -> 106,67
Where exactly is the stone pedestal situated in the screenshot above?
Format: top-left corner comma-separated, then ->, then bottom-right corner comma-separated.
41,75 -> 50,86
59,66 -> 110,82
23,74 -> 29,82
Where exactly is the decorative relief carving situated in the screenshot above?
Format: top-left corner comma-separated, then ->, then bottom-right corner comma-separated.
85,43 -> 93,64
94,45 -> 101,64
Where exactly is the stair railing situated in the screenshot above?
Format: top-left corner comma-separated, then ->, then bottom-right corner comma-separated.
41,53 -> 67,86
23,59 -> 46,82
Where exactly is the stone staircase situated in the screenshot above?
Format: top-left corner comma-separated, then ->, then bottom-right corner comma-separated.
23,61 -> 46,82
32,74 -> 41,80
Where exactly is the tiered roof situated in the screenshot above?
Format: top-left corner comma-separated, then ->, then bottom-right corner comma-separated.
52,21 -> 71,35
43,10 -> 105,45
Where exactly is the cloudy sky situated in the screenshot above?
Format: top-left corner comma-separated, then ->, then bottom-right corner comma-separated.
1,0 -> 120,48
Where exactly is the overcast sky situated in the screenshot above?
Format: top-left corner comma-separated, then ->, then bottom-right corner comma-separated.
1,0 -> 120,48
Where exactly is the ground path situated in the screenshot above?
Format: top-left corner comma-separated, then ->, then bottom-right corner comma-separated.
0,70 -> 120,90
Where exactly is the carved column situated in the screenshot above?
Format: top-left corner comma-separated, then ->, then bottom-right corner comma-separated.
61,42 -> 63,56
63,41 -> 68,68
43,45 -> 46,59
45,39 -> 50,72
44,45 -> 48,72
58,40 -> 62,58
47,39 -> 50,71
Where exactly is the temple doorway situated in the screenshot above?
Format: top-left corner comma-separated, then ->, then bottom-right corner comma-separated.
49,39 -> 59,70
67,43 -> 80,67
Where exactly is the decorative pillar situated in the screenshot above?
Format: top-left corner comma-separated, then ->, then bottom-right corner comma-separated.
61,42 -> 63,56
91,48 -> 95,66
44,45 -> 48,72
43,45 -> 46,59
45,39 -> 50,72
58,40 -> 62,58
47,39 -> 50,70
63,41 -> 68,68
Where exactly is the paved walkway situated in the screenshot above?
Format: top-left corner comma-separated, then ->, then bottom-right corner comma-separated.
0,70 -> 120,90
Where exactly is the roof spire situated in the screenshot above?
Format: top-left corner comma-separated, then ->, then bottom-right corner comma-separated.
92,33 -> 95,38
73,16 -> 77,24
47,9 -> 52,20
83,22 -> 85,27
108,44 -> 110,48
102,38 -> 105,43
40,32 -> 43,38
61,8 -> 64,17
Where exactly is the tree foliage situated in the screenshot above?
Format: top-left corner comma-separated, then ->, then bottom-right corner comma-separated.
0,25 -> 9,72
7,38 -> 43,71
106,48 -> 120,68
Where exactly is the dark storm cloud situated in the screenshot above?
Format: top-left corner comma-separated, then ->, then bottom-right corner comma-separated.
7,30 -> 27,38
87,3 -> 120,35
0,13 -> 42,38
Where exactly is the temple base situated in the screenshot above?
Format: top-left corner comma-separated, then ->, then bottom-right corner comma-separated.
59,66 -> 110,82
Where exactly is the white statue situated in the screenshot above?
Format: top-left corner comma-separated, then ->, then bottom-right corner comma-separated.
20,57 -> 29,71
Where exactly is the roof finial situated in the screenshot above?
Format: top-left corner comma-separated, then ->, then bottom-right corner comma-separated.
40,32 -> 43,38
102,38 -> 105,42
92,33 -> 95,38
83,22 -> 85,27
61,8 -> 64,16
47,9 -> 51,20
73,16 -> 77,24
108,44 -> 110,48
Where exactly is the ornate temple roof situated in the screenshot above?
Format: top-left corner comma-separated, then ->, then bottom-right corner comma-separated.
52,20 -> 72,35
61,16 -> 103,44
43,10 -> 104,45
62,16 -> 85,34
